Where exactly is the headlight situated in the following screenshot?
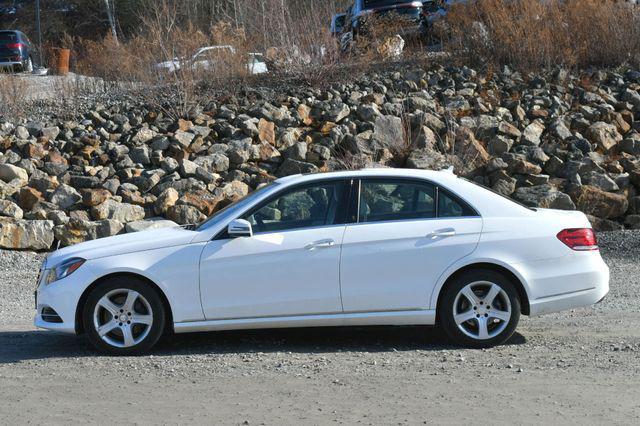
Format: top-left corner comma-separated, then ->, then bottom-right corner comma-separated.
45,258 -> 85,285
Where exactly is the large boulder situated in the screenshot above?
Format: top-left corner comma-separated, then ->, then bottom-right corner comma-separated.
371,115 -> 404,153
54,219 -> 124,246
50,184 -> 82,210
452,128 -> 490,176
91,199 -> 146,222
0,200 -> 23,219
513,185 -> 576,210
586,122 -> 622,152
125,218 -> 180,233
570,185 -> 628,219
0,219 -> 54,250
167,205 -> 206,225
0,164 -> 28,184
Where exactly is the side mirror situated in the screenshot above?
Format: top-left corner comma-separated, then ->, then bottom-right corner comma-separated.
228,219 -> 253,238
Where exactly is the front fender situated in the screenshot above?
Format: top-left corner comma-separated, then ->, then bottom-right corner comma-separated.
88,243 -> 207,323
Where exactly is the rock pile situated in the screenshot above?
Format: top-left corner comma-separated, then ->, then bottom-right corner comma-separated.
1,64 -> 640,249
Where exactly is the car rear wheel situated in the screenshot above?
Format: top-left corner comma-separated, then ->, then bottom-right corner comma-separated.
440,270 -> 520,348
83,277 -> 165,355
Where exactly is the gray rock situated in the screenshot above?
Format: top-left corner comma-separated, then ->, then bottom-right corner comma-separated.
40,126 -> 60,140
514,185 -> 576,210
167,205 -> 206,225
0,164 -> 28,183
356,104 -> 381,122
125,218 -> 180,233
50,184 -> 82,209
0,200 -> 23,219
585,171 -> 619,192
488,135 -> 513,156
277,159 -> 318,177
15,125 -> 29,140
0,219 -> 54,250
586,122 -> 622,152
405,149 -> 449,170
284,142 -> 307,161
371,115 -> 404,152
91,199 -> 145,222
172,131 -> 196,149
131,127 -> 156,144
520,121 -> 545,146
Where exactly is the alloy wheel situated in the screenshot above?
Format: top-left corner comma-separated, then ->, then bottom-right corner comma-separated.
92,288 -> 154,348
453,281 -> 512,340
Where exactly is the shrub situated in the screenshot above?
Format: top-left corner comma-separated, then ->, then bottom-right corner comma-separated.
445,0 -> 640,69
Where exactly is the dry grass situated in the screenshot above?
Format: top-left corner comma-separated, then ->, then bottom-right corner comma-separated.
445,0 -> 640,69
0,75 -> 29,119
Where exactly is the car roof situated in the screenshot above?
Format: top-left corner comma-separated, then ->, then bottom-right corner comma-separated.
275,168 -> 455,185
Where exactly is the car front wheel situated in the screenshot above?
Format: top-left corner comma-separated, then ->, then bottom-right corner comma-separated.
83,277 -> 166,355
440,270 -> 521,348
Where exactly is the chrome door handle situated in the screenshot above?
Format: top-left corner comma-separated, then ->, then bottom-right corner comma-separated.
305,239 -> 335,250
426,228 -> 456,239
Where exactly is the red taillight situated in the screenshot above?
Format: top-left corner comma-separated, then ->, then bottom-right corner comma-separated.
557,228 -> 599,251
5,43 -> 23,49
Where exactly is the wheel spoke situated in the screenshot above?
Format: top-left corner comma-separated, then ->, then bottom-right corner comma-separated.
122,290 -> 140,312
484,284 -> 501,306
97,320 -> 118,337
490,309 -> 511,322
454,310 -> 476,325
131,314 -> 152,326
121,325 -> 135,347
476,317 -> 489,339
98,297 -> 121,315
461,286 -> 480,306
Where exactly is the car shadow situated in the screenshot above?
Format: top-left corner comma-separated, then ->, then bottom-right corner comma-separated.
0,326 -> 527,363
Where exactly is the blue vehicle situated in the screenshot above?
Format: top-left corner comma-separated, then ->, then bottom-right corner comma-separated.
345,0 -> 426,35
0,30 -> 36,72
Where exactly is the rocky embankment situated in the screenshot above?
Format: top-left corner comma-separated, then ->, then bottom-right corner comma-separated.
1,65 -> 640,250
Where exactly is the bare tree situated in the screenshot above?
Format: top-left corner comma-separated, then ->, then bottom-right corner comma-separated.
104,0 -> 118,42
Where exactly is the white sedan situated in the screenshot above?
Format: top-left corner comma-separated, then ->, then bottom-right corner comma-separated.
154,45 -> 268,75
35,169 -> 609,354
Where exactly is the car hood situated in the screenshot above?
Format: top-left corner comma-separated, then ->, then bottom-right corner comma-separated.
45,227 -> 198,268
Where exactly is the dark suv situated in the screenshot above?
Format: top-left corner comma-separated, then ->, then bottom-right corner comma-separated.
0,30 -> 36,72
345,0 -> 425,35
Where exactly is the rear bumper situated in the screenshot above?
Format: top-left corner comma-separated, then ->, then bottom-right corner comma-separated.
525,252 -> 610,316
529,283 -> 609,316
0,61 -> 21,68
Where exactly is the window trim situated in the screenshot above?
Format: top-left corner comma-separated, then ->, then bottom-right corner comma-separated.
353,177 -> 480,225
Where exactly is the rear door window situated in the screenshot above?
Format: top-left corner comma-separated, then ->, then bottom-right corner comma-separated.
359,179 -> 436,223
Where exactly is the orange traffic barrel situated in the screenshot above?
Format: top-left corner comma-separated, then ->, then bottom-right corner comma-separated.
56,48 -> 70,75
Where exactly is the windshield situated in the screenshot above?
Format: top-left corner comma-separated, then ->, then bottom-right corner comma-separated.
196,181 -> 279,231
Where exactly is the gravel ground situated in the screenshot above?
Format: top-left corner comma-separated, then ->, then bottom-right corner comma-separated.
0,231 -> 639,424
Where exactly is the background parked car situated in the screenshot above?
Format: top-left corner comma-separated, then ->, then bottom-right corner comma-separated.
154,45 -> 268,75
345,0 -> 425,36
0,29 -> 36,72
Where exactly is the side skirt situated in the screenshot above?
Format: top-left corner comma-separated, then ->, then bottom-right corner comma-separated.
173,310 -> 436,333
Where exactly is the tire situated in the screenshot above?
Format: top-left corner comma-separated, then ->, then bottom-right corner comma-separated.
439,269 -> 521,348
83,277 -> 166,355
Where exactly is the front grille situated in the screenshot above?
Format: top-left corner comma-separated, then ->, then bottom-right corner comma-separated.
41,307 -> 63,323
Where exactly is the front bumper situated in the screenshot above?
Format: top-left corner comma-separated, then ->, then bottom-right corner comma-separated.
34,262 -> 98,334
